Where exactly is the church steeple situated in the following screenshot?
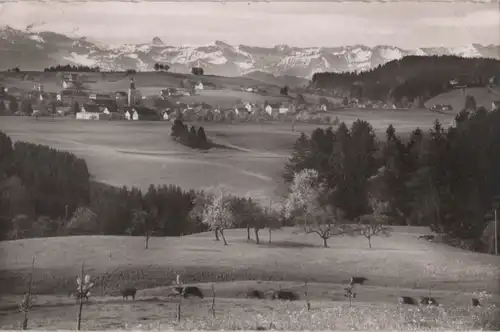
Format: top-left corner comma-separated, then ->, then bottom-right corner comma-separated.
128,78 -> 136,106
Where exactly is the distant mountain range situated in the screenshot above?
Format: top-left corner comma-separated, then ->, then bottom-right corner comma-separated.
1,26 -> 499,79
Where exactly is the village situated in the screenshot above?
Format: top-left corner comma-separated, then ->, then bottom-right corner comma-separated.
0,70 -> 461,125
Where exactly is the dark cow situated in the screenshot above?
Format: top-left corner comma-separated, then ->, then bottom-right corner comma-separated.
68,290 -> 90,301
175,286 -> 204,299
121,287 -> 137,300
272,290 -> 299,301
350,277 -> 368,285
420,296 -> 438,306
472,298 -> 481,307
418,235 -> 435,241
246,289 -> 265,299
398,296 -> 417,305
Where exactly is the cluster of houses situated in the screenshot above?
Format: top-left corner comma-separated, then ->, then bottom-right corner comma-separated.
3,72 -> 500,121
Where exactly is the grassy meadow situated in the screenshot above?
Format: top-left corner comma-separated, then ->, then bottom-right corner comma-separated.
0,110 -> 453,202
0,227 -> 499,330
424,86 -> 500,112
0,71 -> 283,96
0,88 -> 486,330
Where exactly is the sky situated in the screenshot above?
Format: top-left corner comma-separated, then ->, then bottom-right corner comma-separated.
0,1 -> 499,48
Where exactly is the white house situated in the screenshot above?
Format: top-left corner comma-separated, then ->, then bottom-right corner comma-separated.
76,104 -> 109,120
162,110 -> 172,121
62,79 -> 76,89
194,81 -> 204,91
244,102 -> 253,114
279,105 -> 290,114
264,104 -> 273,116
125,106 -> 161,121
492,101 -> 500,111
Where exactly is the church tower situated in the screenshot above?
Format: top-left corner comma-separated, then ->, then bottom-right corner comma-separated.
128,78 -> 136,106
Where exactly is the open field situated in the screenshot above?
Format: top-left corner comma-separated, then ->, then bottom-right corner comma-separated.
0,110 -> 454,202
175,89 -> 291,108
424,86 -> 500,112
0,71 -> 283,95
0,227 -> 499,329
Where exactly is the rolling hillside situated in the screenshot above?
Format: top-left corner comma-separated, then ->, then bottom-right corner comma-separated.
425,86 -> 500,112
311,56 -> 500,103
1,227 -> 499,296
0,71 -> 284,95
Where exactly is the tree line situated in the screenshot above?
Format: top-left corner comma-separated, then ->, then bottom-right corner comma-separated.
311,55 -> 500,104
154,63 -> 170,72
171,119 -> 211,150
44,64 -> 101,72
283,103 -> 500,253
0,131 -> 278,241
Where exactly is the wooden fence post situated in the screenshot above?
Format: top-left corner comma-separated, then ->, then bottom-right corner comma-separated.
76,262 -> 85,331
21,257 -> 36,330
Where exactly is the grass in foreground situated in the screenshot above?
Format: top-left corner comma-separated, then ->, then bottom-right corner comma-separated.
0,297 -> 498,330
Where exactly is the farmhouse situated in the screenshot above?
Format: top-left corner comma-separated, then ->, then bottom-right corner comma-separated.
233,106 -> 249,116
279,103 -> 294,114
492,101 -> 500,111
124,106 -> 160,121
264,104 -> 273,116
194,81 -> 204,91
162,109 -> 173,121
57,89 -> 89,105
244,102 -> 253,114
76,104 -> 110,120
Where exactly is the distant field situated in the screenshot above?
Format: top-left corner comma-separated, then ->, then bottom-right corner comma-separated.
0,71 -> 282,95
0,227 -> 499,329
177,89 -> 291,108
0,110 -> 453,202
425,86 -> 500,112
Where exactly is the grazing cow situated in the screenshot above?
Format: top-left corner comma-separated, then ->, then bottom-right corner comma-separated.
398,296 -> 417,305
350,277 -> 368,285
68,290 -> 90,301
246,289 -> 265,299
418,235 -> 435,241
472,298 -> 481,307
420,296 -> 438,306
176,286 -> 204,299
272,290 -> 299,301
121,287 -> 137,300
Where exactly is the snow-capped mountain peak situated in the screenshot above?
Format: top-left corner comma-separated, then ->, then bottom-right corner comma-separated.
0,27 -> 498,78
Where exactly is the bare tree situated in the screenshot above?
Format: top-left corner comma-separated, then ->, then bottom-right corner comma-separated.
356,196 -> 392,248
242,199 -> 267,244
283,169 -> 350,247
197,186 -> 234,245
303,206 -> 349,248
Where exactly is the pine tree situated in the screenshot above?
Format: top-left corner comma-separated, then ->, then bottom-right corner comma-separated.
386,124 -> 396,141
71,101 -> 80,115
283,133 -> 311,183
464,95 -> 477,111
188,126 -> 199,148
0,100 -> 6,115
9,99 -> 18,113
197,126 -> 209,149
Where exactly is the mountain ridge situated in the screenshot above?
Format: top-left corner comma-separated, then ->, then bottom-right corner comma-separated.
1,26 -> 499,79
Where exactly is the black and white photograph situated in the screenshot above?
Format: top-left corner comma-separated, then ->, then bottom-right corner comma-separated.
0,0 -> 499,330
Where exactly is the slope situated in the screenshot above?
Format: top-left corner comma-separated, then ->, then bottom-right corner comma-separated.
425,86 -> 500,112
1,227 -> 498,296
